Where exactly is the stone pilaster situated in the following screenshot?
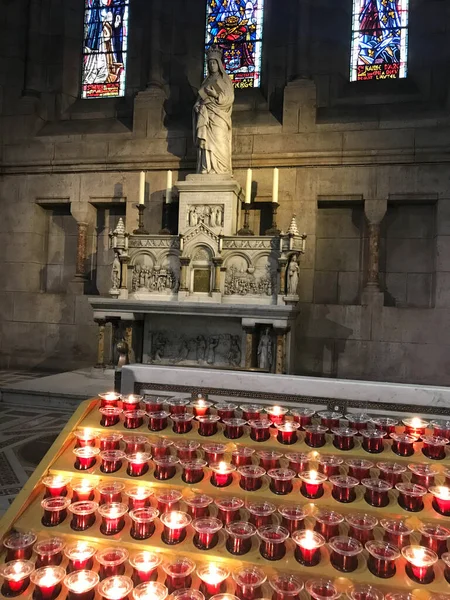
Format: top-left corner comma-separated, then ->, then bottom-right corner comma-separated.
279,259 -> 288,296
362,200 -> 387,306
243,326 -> 256,370
274,329 -> 289,375
212,258 -> 223,293
95,319 -> 106,369
179,257 -> 191,292
75,222 -> 88,280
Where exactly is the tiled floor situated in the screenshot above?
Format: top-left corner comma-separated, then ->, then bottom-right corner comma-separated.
0,369 -> 60,387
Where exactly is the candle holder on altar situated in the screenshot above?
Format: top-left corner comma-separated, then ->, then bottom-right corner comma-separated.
202,443 -> 226,465
210,462 -> 236,487
121,394 -> 143,411
345,514 -> 378,544
429,485 -> 450,515
41,497 -> 71,527
126,452 -> 150,477
129,507 -> 159,540
171,591 -> 204,600
64,570 -> 99,600
3,532 -> 37,562
285,452 -> 309,474
390,433 -> 418,457
332,427 -> 357,451
223,418 -> 246,439
329,475 -> 359,503
73,447 -> 100,471
97,481 -> 125,505
174,440 -> 200,460
153,455 -> 179,480
299,470 -> 327,499
291,407 -> 315,429
247,501 -> 277,528
240,404 -> 265,421
160,511 -> 192,545
215,402 -> 238,420
123,410 -> 146,429
328,536 -> 363,573
269,574 -> 304,600
257,450 -> 282,471
371,417 -> 398,435
100,450 -> 125,474
122,435 -> 147,454
345,413 -> 371,433
304,425 -> 328,448
268,468 -> 296,495
144,396 -> 164,413
232,566 -> 266,600
346,459 -> 374,482
419,523 -> 450,557
147,411 -> 170,432
402,417 -> 429,438
171,413 -> 195,434
181,459 -> 207,484
408,463 -> 438,488
99,392 -> 121,408
0,560 -> 35,597
395,483 -> 427,512
96,547 -> 129,580
155,489 -> 182,513
402,545 -> 438,584
97,576 -> 134,600
266,406 -> 288,427
132,581 -> 167,600
98,433 -> 123,451
68,501 -> 98,531
347,585 -> 384,600
317,411 -> 342,431
197,564 -> 230,597
276,422 -> 300,445
305,579 -> 340,600
317,455 -> 344,478
430,419 -> 450,439
278,505 -> 307,534
380,518 -> 414,548
184,494 -> 213,519
215,497 -> 244,525
162,557 -> 196,593
361,478 -> 392,508
190,399 -> 213,417
313,509 -> 344,540
292,530 -> 325,566
376,461 -> 406,486
361,430 -> 386,454
64,542 -> 96,573
192,518 -> 223,550
231,446 -> 255,467
248,420 -> 272,442
421,435 -> 449,460
237,465 -> 265,492
257,525 -> 289,560
167,397 -> 190,414
442,553 -> 450,584
30,566 -> 65,600
99,407 -> 123,428
225,521 -> 256,555
197,415 -> 221,437
98,503 -> 128,536
42,475 -> 71,498
74,429 -> 97,448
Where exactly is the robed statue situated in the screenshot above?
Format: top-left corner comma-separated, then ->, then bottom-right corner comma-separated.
194,45 -> 234,174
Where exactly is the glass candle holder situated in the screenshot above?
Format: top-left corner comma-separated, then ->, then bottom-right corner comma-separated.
98,433 -> 123,452
131,572 -> 164,593
291,407 -> 316,429
429,485 -> 450,515
99,407 -> 122,427
329,475 -> 359,503
395,483 -> 427,512
144,396 -> 164,413
215,402 -> 237,420
380,518 -> 413,548
123,410 -> 146,429
292,530 -> 325,566
225,521 -> 256,555
99,392 -> 121,408
192,517 -> 223,550
390,433 -> 418,457
257,451 -> 282,471
3,532 -> 37,562
96,548 -> 129,580
100,450 -> 125,474
299,470 -> 327,499
41,496 -> 71,527
346,459 -> 374,482
167,397 -> 190,414
223,418 -> 246,440
318,411 -> 343,431
371,417 -> 398,435
97,482 -> 125,505
0,559 -> 35,597
240,404 -> 265,421
34,538 -> 65,569
197,564 -> 230,597
257,525 -> 289,561
278,505 -> 307,534
269,574 -> 304,600
305,579 -> 340,600
332,428 -> 357,451
64,570 -> 99,600
64,542 -> 96,572
174,440 -> 200,460
285,452 -> 309,474
247,501 -> 277,528
266,406 -> 288,427
210,462 -> 235,487
362,479 -> 392,508
402,417 -> 429,438
71,479 -> 96,502
122,394 -> 143,411
304,425 -> 328,448
155,490 -> 182,513
276,422 -> 300,445
97,576 -> 133,600
231,446 -> 255,467
248,420 -> 272,443
232,567 -> 267,600
128,550 -> 162,586
268,468 -> 296,495
328,536 -> 363,572
149,438 -> 173,458
318,455 -> 344,478
345,413 -> 371,433
442,553 -> 450,584
147,411 -> 169,432
181,459 -> 207,484
402,545 -> 438,584
419,523 -> 450,557
73,447 -> 100,471
408,463 -> 438,488
98,503 -> 128,536
190,399 -> 213,417
422,435 -> 449,460
30,566 -> 65,600
153,455 -> 179,481
197,415 -> 221,437
430,419 -> 450,440
365,540 -> 400,579
184,494 -> 213,519
237,465 -> 266,492
132,582 -> 168,600
345,514 -> 378,544
361,430 -> 386,454
376,462 -> 406,486
129,507 -> 159,540
160,511 -> 192,545
314,509 -> 344,540
162,558 -> 196,594
347,585 -> 384,600
171,413 -> 195,434
68,501 -> 98,531
42,475 -> 71,498
215,497 -> 244,525
125,452 -> 150,477
202,443 -> 226,464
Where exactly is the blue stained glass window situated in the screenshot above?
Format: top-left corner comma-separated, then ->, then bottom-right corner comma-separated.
350,0 -> 409,82
204,0 -> 265,89
82,0 -> 129,99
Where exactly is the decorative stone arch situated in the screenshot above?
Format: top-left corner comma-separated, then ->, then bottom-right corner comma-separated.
189,244 -> 215,294
129,250 -> 157,267
223,252 -> 252,269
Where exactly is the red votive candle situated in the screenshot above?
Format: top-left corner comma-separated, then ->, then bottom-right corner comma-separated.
149,438 -> 173,458
147,411 -> 169,432
192,517 -> 223,550
318,411 -> 342,431
276,422 -> 300,445
345,413 -> 371,433
299,470 -> 327,499
0,560 -> 35,597
35,538 -> 65,568
361,429 -> 386,453
314,509 -> 344,541
98,502 -> 128,536
345,513 -> 377,544
129,507 -> 159,540
269,574 -> 304,600
346,459 -> 374,482
402,545 -> 438,584
291,407 -> 315,429
292,530 -> 325,566
429,485 -> 450,515
171,413 -> 194,434
390,433 -> 418,457
347,585 -> 384,600
160,511 -> 192,545
318,455 -> 344,478
248,420 -> 272,442
223,418 -> 246,439
167,397 -> 190,414
64,570 -> 99,600
99,392 -> 121,408
96,547 -> 129,580
419,523 -> 450,557
184,494 -> 213,518
362,478 -> 392,507
68,501 -> 98,531
430,419 -> 450,440
162,558 -> 196,594
329,475 -> 359,503
133,581 -> 168,600
306,579 -> 340,600
365,541 -> 400,579
403,417 -> 429,439
422,435 -> 449,460
232,567 -> 266,600
408,463 -> 438,488
123,410 -> 145,429
197,564 -> 229,597
238,465 -> 266,492
41,497 -> 71,527
231,446 -> 255,467
268,468 -> 296,495
97,576 -> 133,600
247,501 -> 276,528
215,497 -> 244,525
371,416 -> 398,435
121,394 -> 143,412
100,450 -> 125,474
129,552 -> 161,585
215,402 -> 237,420
266,406 -> 288,427
442,553 -> 450,584
332,427 -> 357,451
285,452 -> 309,474
73,447 -> 100,471
153,455 -> 179,480
3,532 -> 36,562
328,536 -> 363,572
304,425 -> 328,448
74,429 -> 97,448
174,440 -> 200,460
380,518 -> 414,548
377,461 -> 406,486
197,415 -> 221,437
126,452 -> 150,477
181,459 -> 207,484
30,566 -> 65,600
278,505 -> 307,534
191,399 -> 213,417
257,525 -> 289,561
155,490 -> 182,513
240,404 -> 265,421
210,462 -> 235,487
225,521 -> 256,555
144,396 -> 164,413
42,475 -> 71,498
97,482 -> 125,505
396,483 -> 427,512
202,443 -> 226,464
99,407 -> 122,427
98,433 -> 123,451
64,542 -> 96,572
71,478 -> 96,502
257,450 -> 282,471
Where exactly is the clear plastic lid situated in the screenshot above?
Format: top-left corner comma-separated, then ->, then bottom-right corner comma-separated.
365,540 -> 400,560
418,523 -> 450,540
401,545 -> 438,566
42,475 -> 71,488
97,576 -> 134,600
256,525 -> 290,543
345,514 -> 378,530
154,489 -> 182,503
64,570 -> 99,593
122,394 -> 143,404
68,501 -> 98,515
248,419 -> 272,429
209,462 -> 236,474
267,468 -> 296,481
276,422 -> 301,432
232,566 -> 267,587
97,481 -> 125,495
170,591 -> 204,600
184,494 -> 213,508
225,521 -> 256,538
376,462 -> 407,474
214,497 -> 244,511
305,579 -> 340,600
95,547 -> 129,566
3,531 -> 37,550
129,551 -> 161,571
196,564 -> 229,584
0,560 -> 35,581
328,536 -> 363,556
278,505 -> 308,520
97,503 -> 128,519
99,407 -> 123,416
347,585 -> 384,600
129,507 -> 159,523
292,530 -> 325,549
191,517 -> 223,534
269,574 -> 304,596
73,447 -> 100,458
395,483 -> 427,497
380,518 -> 414,535
125,485 -> 154,499
40,497 -> 71,511
299,470 -> 327,484
123,410 -> 146,418
132,582 -> 168,600
361,479 -> 392,491
162,557 -> 196,577
30,566 -> 66,587
64,542 -> 96,561
149,438 -> 173,450
159,511 -> 192,529
247,501 -> 276,516
329,475 -> 359,488
99,450 -> 126,461
314,509 -> 344,525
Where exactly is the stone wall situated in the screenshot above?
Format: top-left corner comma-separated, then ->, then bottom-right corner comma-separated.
1,0 -> 450,383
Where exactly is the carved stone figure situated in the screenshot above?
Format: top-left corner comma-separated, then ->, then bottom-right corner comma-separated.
228,335 -> 241,367
206,336 -> 219,365
177,339 -> 189,362
196,335 -> 206,362
224,264 -> 273,296
152,333 -> 167,362
194,45 -> 234,174
258,328 -> 273,371
131,262 -> 178,293
111,252 -> 121,289
190,207 -> 199,227
214,205 -> 223,227
287,255 -> 299,295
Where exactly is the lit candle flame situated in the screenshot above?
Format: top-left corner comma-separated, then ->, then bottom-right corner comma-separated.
272,406 -> 282,415
437,486 -> 450,499
299,530 -> 318,550
200,564 -> 227,584
105,392 -> 118,400
309,470 -> 318,481
69,572 -> 94,593
410,547 -> 427,565
218,461 -> 228,473
411,417 -> 423,428
38,569 -> 60,587
167,512 -> 184,527
135,552 -> 157,571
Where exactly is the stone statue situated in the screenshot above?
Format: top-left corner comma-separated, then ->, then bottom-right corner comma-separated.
111,252 -> 121,289
214,205 -> 223,227
196,335 -> 206,362
206,336 -> 219,365
287,255 -> 300,295
258,328 -> 273,371
228,335 -> 241,367
194,45 -> 234,174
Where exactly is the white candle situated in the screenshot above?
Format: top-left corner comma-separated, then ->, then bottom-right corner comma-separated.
139,171 -> 146,205
272,167 -> 279,203
245,168 -> 252,204
166,170 -> 173,204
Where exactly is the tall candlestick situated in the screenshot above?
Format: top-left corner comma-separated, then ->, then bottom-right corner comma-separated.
139,172 -> 146,205
272,168 -> 279,203
166,170 -> 173,204
245,169 -> 252,204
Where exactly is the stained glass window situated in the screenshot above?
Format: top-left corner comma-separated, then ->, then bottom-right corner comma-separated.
350,0 -> 409,82
82,0 -> 129,99
204,0 -> 265,89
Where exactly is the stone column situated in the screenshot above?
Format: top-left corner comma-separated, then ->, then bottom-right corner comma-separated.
274,329 -> 288,375
179,258 -> 191,292
212,258 -> 223,293
119,256 -> 130,299
95,319 -> 107,369
279,259 -> 288,296
363,200 -> 387,305
243,326 -> 256,370
75,222 -> 88,280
